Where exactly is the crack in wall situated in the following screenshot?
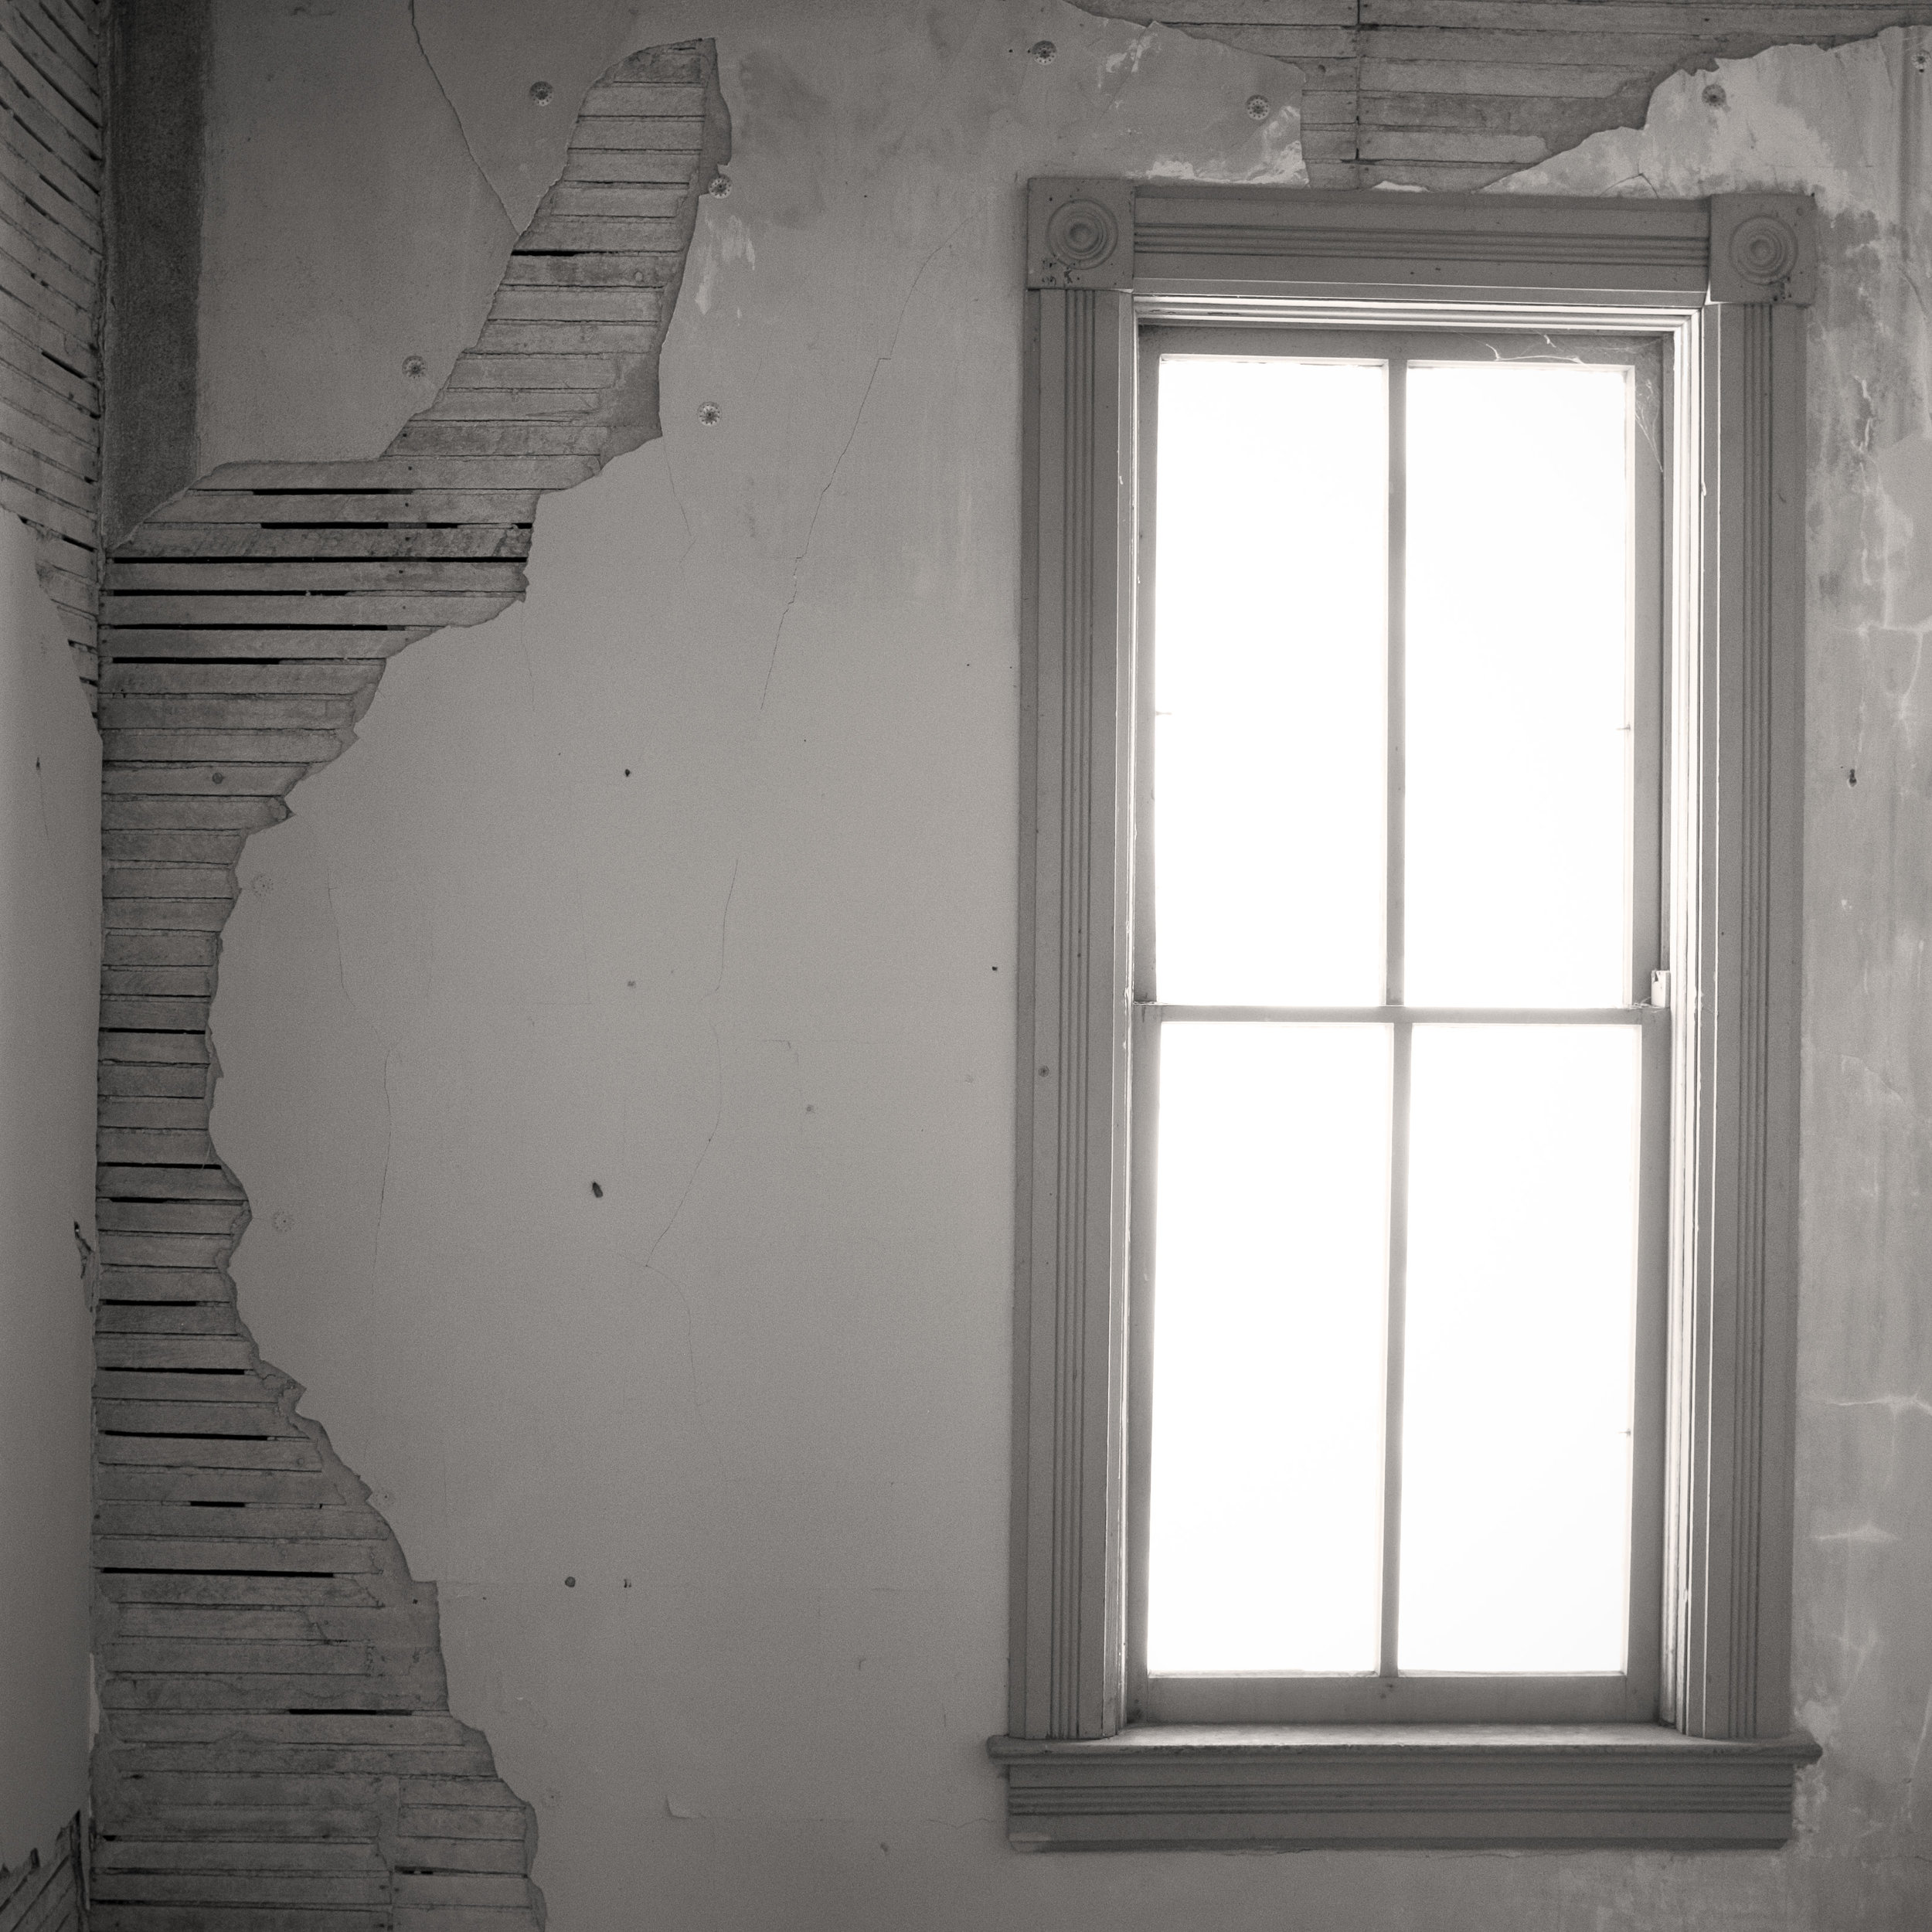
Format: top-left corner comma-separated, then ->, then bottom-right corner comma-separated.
761,217 -> 971,716
406,0 -> 515,235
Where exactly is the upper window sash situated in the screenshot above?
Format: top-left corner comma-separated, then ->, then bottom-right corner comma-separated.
998,182 -> 1818,1851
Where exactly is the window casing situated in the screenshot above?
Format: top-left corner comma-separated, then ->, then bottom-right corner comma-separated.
994,182 -> 1819,1849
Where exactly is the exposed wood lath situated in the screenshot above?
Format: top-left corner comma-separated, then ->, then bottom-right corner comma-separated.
90,41 -> 730,1928
0,0 -> 101,690
1076,0 -> 1932,185
0,1815 -> 84,1932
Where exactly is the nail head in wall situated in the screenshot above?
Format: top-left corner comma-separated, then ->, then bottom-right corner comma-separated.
529,80 -> 554,106
566,1576 -> 577,1587
1246,94 -> 1270,120
403,354 -> 427,379
1704,83 -> 1727,107
698,402 -> 722,426
209,768 -> 226,785
591,1181 -> 604,1197
1029,40 -> 1056,63
708,173 -> 731,197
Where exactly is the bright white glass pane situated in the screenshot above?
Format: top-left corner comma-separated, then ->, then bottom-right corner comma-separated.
1405,363 -> 1633,1006
1147,1022 -> 1389,1674
1397,1026 -> 1641,1673
1154,358 -> 1386,1005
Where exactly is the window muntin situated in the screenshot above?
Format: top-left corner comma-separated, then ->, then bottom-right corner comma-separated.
1128,328 -> 1670,1726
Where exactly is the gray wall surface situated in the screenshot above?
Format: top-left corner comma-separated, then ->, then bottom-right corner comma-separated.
1,0 -> 104,1901
0,497 -> 98,1875
94,0 -> 1932,1924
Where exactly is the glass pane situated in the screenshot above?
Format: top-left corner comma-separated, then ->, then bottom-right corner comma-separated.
1154,358 -> 1386,1006
1405,362 -> 1633,1007
1398,1025 -> 1641,1673
1147,1022 -> 1390,1674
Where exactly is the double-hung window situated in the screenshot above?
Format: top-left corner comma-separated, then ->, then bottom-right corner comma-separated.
994,182 -> 1819,1849
1132,330 -> 1667,1729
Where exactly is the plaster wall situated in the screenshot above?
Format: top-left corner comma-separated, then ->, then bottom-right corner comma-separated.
195,3 -> 1932,1925
0,505 -> 100,1867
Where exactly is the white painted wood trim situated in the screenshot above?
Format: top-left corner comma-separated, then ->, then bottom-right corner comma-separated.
1009,284 -> 1136,1740
1002,180 -> 1815,1837
989,1726 -> 1821,1850
1669,289 -> 1808,1740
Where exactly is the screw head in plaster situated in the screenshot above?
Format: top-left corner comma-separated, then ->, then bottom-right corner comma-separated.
1029,39 -> 1056,63
565,1576 -> 577,1587
698,402 -> 722,426
1703,83 -> 1727,107
402,354 -> 427,379
708,172 -> 731,198
529,80 -> 554,106
1247,94 -> 1270,120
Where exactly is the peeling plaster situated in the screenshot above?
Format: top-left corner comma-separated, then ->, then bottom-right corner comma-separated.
412,0 -> 654,230
1497,35 -> 1932,1917
198,0 -> 519,467
195,8 -> 1932,1928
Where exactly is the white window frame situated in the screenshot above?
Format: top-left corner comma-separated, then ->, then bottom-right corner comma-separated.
992,180 -> 1820,1850
1128,321 -> 1672,1731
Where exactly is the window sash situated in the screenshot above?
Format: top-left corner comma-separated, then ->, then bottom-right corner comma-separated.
1124,326 -> 1672,1724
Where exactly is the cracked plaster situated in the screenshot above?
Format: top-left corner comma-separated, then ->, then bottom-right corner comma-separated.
196,5 -> 1932,1927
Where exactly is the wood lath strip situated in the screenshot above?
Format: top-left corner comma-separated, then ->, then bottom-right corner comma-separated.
0,1815 -> 83,1932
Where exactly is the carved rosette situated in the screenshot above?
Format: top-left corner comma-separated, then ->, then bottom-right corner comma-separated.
1028,178 -> 1134,291
1709,193 -> 1818,305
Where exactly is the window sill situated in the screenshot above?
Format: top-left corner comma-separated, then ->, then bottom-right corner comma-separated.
986,1723 -> 1821,1850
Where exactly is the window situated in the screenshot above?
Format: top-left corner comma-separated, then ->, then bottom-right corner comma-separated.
1132,331 -> 1666,1728
994,182 -> 1819,1849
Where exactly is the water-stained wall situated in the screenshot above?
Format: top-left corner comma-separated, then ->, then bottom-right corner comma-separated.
150,2 -> 1932,1925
